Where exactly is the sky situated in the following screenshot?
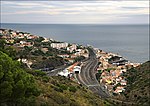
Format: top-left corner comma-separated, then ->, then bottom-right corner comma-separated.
1,0 -> 149,24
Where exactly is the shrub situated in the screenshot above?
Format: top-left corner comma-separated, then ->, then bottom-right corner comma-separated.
34,70 -> 46,77
42,76 -> 49,82
69,86 -> 77,93
54,87 -> 63,92
59,84 -> 68,91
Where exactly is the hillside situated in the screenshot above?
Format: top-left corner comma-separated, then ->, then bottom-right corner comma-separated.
0,51 -> 113,106
112,61 -> 150,106
123,61 -> 150,105
0,29 -> 88,71
34,76 -> 113,106
0,29 -> 113,106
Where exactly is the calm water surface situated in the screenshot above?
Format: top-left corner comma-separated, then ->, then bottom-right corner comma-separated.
1,23 -> 149,63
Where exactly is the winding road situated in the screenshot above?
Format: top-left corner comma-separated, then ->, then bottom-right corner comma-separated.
47,47 -> 110,98
76,47 -> 110,98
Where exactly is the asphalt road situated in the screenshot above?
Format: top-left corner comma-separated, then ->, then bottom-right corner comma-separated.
76,48 -> 110,98
46,47 -> 109,98
46,65 -> 68,76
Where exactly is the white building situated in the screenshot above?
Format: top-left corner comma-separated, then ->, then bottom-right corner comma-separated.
42,37 -> 49,42
0,29 -> 3,34
58,54 -> 70,58
67,44 -> 77,52
58,69 -> 70,77
20,41 -> 26,44
51,42 -> 68,49
73,66 -> 81,74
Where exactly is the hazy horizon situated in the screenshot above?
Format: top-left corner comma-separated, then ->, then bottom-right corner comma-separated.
1,1 -> 149,24
1,23 -> 149,25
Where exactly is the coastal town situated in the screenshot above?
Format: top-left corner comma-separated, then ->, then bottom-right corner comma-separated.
0,28 -> 140,95
1,0 -> 149,105
94,48 -> 140,94
0,28 -> 88,68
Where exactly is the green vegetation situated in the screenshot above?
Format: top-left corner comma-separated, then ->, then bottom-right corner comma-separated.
96,70 -> 103,81
105,68 -> 116,72
123,61 -> 150,105
0,39 -> 6,49
35,76 -> 112,106
0,51 -> 40,105
0,38 -> 68,69
1,30 -> 149,106
112,61 -> 150,106
35,37 -> 44,42
31,56 -> 65,69
74,56 -> 85,62
0,39 -> 17,60
0,51 -> 112,106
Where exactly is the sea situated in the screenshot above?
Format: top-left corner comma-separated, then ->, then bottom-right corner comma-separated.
1,23 -> 149,63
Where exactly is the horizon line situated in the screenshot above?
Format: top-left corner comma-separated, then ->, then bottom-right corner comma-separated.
1,22 -> 149,25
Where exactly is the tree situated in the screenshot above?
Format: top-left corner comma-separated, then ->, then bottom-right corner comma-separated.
0,65 -> 4,79
69,86 -> 77,92
0,81 -> 13,102
12,80 -> 25,98
5,46 -> 17,59
0,39 -> 6,49
35,37 -> 44,42
0,51 -> 40,105
24,46 -> 32,52
74,56 -> 85,62
0,39 -> 17,59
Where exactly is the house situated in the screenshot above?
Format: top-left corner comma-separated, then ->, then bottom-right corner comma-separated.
41,48 -> 49,53
67,44 -> 77,52
24,33 -> 30,37
65,58 -> 74,63
73,66 -> 81,74
6,39 -> 14,44
17,33 -> 24,39
19,41 -> 33,47
120,80 -> 127,85
10,31 -> 17,37
58,54 -> 70,58
20,41 -> 26,44
0,29 -> 3,34
106,79 -> 112,84
51,42 -> 68,49
114,86 -> 125,93
58,69 -> 70,77
115,70 -> 121,77
42,37 -> 49,42
27,35 -> 39,39
74,52 -> 81,56
71,54 -> 78,58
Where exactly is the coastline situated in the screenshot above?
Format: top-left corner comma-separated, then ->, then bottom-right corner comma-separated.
0,28 -> 144,65
1,23 -> 149,63
0,28 -> 142,96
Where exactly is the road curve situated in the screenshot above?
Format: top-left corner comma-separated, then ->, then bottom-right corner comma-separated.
76,48 -> 110,98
